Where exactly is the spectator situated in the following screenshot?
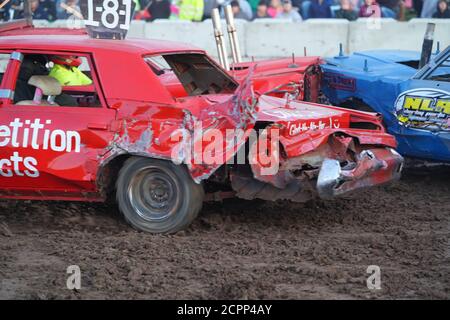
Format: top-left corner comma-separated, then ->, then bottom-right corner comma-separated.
421,0 -> 439,17
236,0 -> 254,19
299,0 -> 312,18
276,0 -> 303,20
5,0 -> 24,20
268,0 -> 283,17
291,0 -> 303,9
349,0 -> 360,9
432,0 -> 450,17
30,0 -> 41,18
203,0 -> 220,19
55,0 -> 65,17
230,0 -> 253,19
254,0 -> 272,18
134,0 -> 152,20
248,0 -> 261,12
359,0 -> 381,17
178,0 -> 204,21
377,0 -> 401,18
308,0 -> 332,18
335,0 -> 357,20
412,0 -> 423,16
0,0 -> 12,21
57,0 -> 80,20
24,0 -> 57,21
148,0 -> 172,20
134,0 -> 143,11
43,0 -> 57,21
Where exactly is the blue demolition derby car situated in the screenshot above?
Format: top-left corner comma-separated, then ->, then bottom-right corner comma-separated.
321,45 -> 450,163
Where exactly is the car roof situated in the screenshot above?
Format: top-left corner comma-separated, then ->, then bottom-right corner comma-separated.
323,50 -> 419,81
0,24 -> 206,105
353,50 -> 420,63
0,26 -> 204,56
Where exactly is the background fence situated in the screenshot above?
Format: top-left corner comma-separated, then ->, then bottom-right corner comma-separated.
33,18 -> 450,59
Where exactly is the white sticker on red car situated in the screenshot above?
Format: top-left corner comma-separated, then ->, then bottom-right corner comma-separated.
0,118 -> 81,178
288,118 -> 341,136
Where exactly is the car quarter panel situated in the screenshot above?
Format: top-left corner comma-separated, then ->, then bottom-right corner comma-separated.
92,49 -> 175,106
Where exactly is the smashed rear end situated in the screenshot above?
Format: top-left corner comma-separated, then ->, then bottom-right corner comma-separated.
228,96 -> 403,202
112,51 -> 403,204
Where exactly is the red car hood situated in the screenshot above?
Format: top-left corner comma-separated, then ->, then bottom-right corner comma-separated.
160,56 -> 323,100
231,56 -> 322,79
231,57 -> 323,101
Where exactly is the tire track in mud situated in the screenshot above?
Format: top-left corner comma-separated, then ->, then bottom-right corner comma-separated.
0,167 -> 449,299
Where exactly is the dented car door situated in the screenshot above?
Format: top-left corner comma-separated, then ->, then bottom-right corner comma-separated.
0,51 -> 116,200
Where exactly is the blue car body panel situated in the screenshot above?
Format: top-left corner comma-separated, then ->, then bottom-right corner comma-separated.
321,47 -> 450,162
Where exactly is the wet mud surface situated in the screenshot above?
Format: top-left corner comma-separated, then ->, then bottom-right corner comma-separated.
0,167 -> 449,299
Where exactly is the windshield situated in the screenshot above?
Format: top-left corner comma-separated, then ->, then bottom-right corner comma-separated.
414,46 -> 450,82
425,54 -> 450,82
144,53 -> 238,97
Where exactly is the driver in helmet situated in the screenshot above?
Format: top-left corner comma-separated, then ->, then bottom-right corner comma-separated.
48,55 -> 92,86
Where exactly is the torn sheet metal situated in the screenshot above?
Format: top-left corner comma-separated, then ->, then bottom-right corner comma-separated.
100,71 -> 258,184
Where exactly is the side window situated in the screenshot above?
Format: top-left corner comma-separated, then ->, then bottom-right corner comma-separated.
144,53 -> 238,97
13,53 -> 103,108
425,55 -> 450,82
0,53 -> 10,85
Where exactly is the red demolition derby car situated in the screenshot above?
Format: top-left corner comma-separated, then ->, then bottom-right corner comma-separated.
0,18 -> 403,233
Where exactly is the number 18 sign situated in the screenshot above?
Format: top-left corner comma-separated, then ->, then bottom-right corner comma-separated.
80,0 -> 136,40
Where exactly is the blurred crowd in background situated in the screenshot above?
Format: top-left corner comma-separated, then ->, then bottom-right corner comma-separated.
1,0 -> 449,23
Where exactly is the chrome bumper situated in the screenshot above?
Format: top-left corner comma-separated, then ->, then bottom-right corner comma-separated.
317,148 -> 404,199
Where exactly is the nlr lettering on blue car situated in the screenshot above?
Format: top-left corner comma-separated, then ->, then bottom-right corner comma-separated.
395,89 -> 450,132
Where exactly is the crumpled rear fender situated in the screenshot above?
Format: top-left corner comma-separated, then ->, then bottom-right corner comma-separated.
98,70 -> 259,185
173,75 -> 258,182
241,127 -> 402,202
279,128 -> 398,158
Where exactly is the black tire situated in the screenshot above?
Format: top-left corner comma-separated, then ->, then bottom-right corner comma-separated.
116,157 -> 204,234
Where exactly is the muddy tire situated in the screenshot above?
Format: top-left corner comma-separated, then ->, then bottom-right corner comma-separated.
116,157 -> 204,234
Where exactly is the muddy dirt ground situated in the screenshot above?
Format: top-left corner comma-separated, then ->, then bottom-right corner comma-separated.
0,166 -> 449,300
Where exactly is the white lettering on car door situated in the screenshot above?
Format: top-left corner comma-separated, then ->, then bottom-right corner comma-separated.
0,118 -> 81,178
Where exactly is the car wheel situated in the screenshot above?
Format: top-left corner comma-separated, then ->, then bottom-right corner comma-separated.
116,157 -> 204,233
